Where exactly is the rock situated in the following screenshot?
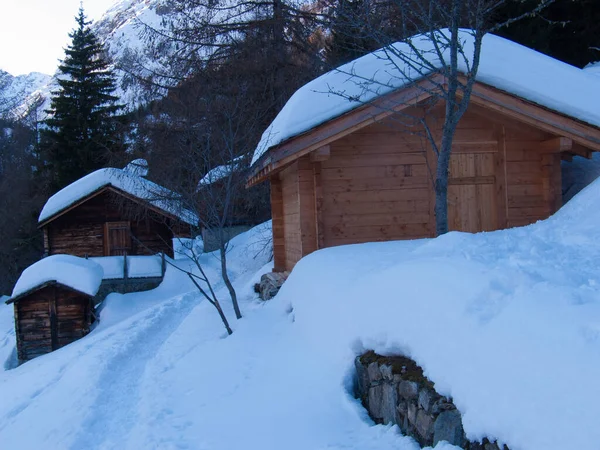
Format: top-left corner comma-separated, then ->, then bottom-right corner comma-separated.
368,385 -> 384,420
431,397 -> 455,414
407,401 -> 418,424
396,402 -> 409,433
398,380 -> 418,400
418,388 -> 437,413
433,410 -> 465,447
258,272 -> 289,300
381,382 -> 398,424
416,410 -> 434,443
380,363 -> 393,381
367,362 -> 382,383
355,357 -> 369,397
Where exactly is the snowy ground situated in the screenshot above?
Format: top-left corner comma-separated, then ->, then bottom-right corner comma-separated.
3,180 -> 600,449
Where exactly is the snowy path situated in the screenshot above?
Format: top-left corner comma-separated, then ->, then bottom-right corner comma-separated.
68,293 -> 200,450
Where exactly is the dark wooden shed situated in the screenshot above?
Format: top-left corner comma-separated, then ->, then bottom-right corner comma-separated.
248,35 -> 600,273
38,168 -> 198,258
6,255 -> 104,362
7,282 -> 94,362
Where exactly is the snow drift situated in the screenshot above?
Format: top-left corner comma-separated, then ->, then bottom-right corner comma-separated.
2,182 -> 600,449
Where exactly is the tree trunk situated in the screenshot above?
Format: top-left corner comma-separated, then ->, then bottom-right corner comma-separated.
220,241 -> 242,320
434,134 -> 452,236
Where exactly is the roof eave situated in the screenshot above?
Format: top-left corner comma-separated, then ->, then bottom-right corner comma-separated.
7,280 -> 94,305
247,76 -> 600,187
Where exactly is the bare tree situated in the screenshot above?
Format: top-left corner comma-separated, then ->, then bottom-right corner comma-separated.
326,0 -> 553,235
119,50 -> 274,333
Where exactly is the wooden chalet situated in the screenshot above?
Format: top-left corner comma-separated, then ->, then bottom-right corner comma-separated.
39,167 -> 198,258
6,256 -> 103,362
248,32 -> 600,272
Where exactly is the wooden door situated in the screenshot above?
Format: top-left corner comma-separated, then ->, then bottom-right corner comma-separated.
104,221 -> 132,256
447,153 -> 497,232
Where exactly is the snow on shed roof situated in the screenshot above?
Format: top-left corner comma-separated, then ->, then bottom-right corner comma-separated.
252,29 -> 600,165
197,156 -> 245,188
39,167 -> 199,226
9,255 -> 104,302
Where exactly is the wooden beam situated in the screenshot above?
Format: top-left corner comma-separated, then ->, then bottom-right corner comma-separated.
270,176 -> 286,272
50,286 -> 58,351
448,176 -> 496,185
571,143 -> 593,159
494,125 -> 508,229
539,137 -> 572,153
561,153 -> 574,162
313,162 -> 324,249
297,156 -> 318,256
310,145 -> 331,162
466,80 -> 600,152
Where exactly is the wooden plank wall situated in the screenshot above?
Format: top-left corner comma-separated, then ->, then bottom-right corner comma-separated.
280,163 -> 302,270
317,104 -> 562,247
270,176 -> 286,272
272,101 -> 564,270
15,286 -> 92,361
45,191 -> 175,257
502,120 -> 560,227
15,290 -> 52,361
320,116 -> 433,247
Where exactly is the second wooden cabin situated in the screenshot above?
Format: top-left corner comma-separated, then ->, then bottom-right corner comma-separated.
248,32 -> 600,272
38,166 -> 198,258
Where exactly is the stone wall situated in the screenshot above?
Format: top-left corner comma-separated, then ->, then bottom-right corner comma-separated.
94,277 -> 163,305
355,351 -> 508,450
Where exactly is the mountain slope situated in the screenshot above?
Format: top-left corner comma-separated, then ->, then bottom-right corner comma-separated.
0,70 -> 52,118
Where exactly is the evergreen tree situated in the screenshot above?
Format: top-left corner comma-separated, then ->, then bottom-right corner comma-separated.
495,0 -> 600,68
40,7 -> 125,191
326,0 -> 377,67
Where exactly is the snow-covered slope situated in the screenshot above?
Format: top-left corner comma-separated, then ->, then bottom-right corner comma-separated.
4,187 -> 600,448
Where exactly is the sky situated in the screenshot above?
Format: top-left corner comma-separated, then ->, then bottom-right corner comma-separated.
0,0 -> 118,76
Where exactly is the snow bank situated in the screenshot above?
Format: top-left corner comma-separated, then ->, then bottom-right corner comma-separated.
11,255 -> 104,299
253,29 -> 600,164
127,255 -> 163,278
6,195 -> 600,450
562,153 -> 600,202
0,301 -> 16,370
584,61 -> 600,77
38,167 -> 198,226
275,178 -> 600,449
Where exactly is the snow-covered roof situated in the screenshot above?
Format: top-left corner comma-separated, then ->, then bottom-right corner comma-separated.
252,29 -> 600,165
197,156 -> 245,188
9,255 -> 104,302
39,167 -> 199,226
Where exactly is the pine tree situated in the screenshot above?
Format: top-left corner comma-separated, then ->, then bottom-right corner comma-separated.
40,6 -> 125,191
326,0 -> 376,67
495,0 -> 600,68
